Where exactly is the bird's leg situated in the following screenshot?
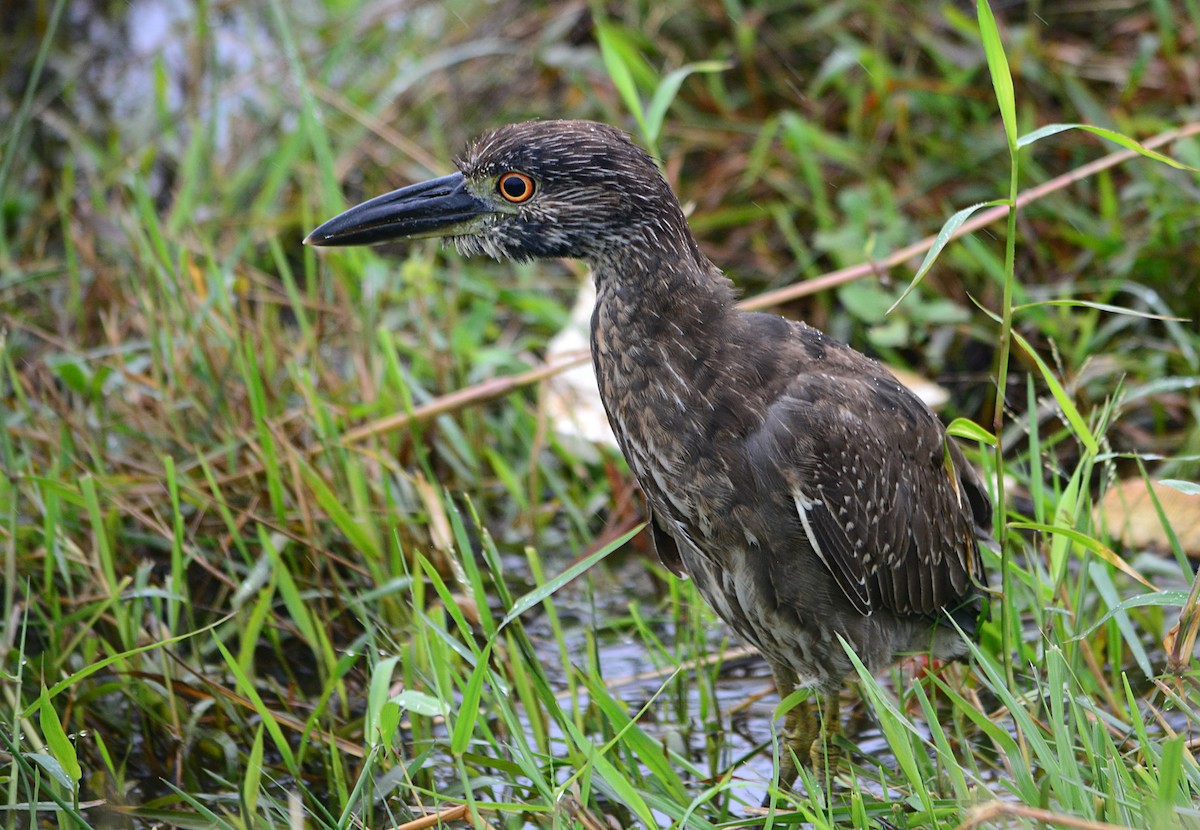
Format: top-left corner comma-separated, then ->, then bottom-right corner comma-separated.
769,668 -> 807,794
808,692 -> 841,772
769,668 -> 844,797
776,696 -> 803,793
780,695 -> 842,785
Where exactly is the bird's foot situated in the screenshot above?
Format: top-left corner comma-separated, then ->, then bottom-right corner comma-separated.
763,690 -> 843,807
806,715 -> 842,777
788,693 -> 842,781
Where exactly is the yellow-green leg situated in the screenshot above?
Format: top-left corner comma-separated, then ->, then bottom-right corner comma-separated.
769,669 -> 843,796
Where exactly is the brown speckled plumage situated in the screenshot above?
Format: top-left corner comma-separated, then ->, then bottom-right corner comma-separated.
307,119 -> 993,790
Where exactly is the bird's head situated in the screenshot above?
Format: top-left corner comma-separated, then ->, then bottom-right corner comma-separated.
305,120 -> 693,264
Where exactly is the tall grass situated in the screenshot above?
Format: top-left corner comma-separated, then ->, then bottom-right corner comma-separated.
2,1 -> 1198,828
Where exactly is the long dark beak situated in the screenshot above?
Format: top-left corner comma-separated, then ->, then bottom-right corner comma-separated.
304,173 -> 491,247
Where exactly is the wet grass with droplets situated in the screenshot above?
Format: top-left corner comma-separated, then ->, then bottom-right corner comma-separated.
2,1 -> 1199,828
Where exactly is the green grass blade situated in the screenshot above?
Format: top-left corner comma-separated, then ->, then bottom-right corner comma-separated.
945,417 -> 997,445
294,454 -> 383,561
595,21 -> 648,139
34,615 -> 230,708
1008,521 -> 1153,588
212,635 -> 297,773
644,61 -> 730,143
241,724 -> 265,821
450,643 -> 492,756
977,0 -> 1017,150
36,685 -> 81,786
1017,123 -> 1199,170
496,523 -> 643,633
888,200 -> 1007,313
1011,328 -> 1100,453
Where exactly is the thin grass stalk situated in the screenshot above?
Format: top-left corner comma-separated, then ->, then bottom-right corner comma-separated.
994,155 -> 1019,692
977,0 -> 1021,693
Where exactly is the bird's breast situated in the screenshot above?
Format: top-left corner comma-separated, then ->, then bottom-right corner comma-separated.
590,299 -> 759,555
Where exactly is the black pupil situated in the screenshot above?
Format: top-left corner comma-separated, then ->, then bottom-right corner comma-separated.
503,175 -> 528,199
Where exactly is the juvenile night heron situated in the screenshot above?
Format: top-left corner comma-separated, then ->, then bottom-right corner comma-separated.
306,120 -> 992,792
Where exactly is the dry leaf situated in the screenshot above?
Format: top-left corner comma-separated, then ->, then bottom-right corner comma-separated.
1096,478 -> 1200,558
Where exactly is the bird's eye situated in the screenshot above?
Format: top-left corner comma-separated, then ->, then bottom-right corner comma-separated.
497,172 -> 536,203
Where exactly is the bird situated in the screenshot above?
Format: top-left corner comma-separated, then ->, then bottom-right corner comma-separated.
305,119 -> 993,794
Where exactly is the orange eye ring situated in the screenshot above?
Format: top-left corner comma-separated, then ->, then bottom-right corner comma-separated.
497,171 -> 536,203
